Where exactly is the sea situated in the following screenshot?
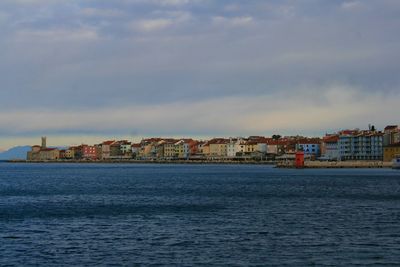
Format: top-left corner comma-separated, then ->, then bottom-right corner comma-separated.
1,163 -> 400,266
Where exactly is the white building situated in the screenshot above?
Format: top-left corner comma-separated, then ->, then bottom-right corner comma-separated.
174,140 -> 190,158
227,138 -> 246,158
338,130 -> 383,160
256,143 -> 267,154
120,144 -> 132,155
321,135 -> 339,160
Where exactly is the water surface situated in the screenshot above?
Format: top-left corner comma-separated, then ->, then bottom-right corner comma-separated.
1,163 -> 400,266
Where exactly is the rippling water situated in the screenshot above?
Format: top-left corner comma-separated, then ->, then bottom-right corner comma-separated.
1,163 -> 400,266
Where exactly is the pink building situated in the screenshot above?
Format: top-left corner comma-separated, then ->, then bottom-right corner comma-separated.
82,145 -> 97,160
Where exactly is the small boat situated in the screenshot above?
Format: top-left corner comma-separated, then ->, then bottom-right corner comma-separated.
393,156 -> 400,169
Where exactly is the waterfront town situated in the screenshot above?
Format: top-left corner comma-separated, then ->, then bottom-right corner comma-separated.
26,125 -> 400,164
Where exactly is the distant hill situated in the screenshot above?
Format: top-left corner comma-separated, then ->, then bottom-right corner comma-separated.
0,146 -> 31,160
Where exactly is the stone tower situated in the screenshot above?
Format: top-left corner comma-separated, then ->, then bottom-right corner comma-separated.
41,137 -> 47,149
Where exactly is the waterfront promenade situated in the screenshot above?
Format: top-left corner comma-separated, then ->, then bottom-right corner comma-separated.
276,160 -> 392,168
7,159 -> 394,168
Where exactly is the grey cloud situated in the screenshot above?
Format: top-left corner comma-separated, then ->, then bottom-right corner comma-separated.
0,85 -> 398,137
0,0 -> 398,143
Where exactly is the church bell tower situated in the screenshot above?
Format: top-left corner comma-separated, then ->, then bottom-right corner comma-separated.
41,137 -> 47,149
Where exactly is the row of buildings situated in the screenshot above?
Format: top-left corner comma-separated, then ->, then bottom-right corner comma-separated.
321,125 -> 400,161
27,125 -> 400,162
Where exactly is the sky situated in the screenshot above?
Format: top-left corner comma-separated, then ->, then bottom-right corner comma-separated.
0,0 -> 399,149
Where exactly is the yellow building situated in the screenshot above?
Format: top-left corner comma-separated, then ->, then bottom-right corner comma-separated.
175,143 -> 184,158
137,138 -> 163,159
384,144 -> 400,162
202,144 -> 210,157
27,145 -> 41,160
174,140 -> 191,159
155,143 -> 164,159
162,141 -> 177,158
26,137 -> 60,161
244,142 -> 258,153
208,139 -> 229,158
39,148 -> 60,160
64,149 -> 75,159
139,144 -> 152,158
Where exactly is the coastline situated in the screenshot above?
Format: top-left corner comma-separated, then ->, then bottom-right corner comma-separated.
276,160 -> 393,169
6,159 -> 277,165
5,159 -> 395,168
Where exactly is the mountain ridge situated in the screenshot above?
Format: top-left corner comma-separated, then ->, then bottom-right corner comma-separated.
0,146 -> 31,160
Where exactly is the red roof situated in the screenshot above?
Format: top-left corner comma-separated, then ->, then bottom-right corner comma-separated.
266,141 -> 280,145
297,138 -> 322,144
246,141 -> 259,145
267,140 -> 291,145
340,130 -> 359,135
102,140 -> 115,145
162,138 -> 178,144
142,138 -> 163,143
385,125 -> 398,131
207,138 -> 229,145
41,148 -> 57,151
323,135 -> 339,143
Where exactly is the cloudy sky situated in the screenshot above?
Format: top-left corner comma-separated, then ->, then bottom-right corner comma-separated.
0,0 -> 399,149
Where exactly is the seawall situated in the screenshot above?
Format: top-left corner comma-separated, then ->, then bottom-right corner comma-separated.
6,159 -> 395,168
7,159 -> 277,165
276,160 -> 392,168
